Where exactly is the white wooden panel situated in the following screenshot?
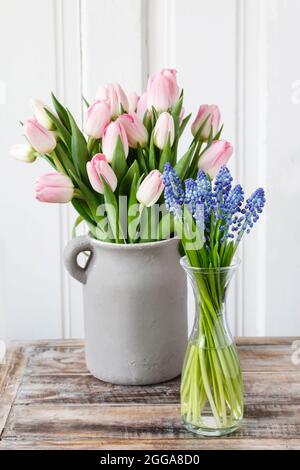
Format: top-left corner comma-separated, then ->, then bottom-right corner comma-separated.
148,0 -> 239,334
81,0 -> 146,99
53,0 -> 85,339
231,0 -> 300,336
0,0 -> 62,340
240,0 -> 268,335
263,0 -> 300,334
1,0 -> 299,340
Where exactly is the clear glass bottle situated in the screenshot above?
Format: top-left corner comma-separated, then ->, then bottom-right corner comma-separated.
180,256 -> 243,436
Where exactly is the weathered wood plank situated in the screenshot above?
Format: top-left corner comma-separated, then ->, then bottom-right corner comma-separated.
239,343 -> 299,372
0,338 -> 300,450
18,339 -> 300,377
15,374 -> 180,405
3,403 -> 300,440
14,372 -> 300,406
0,344 -> 28,438
0,437 -> 300,450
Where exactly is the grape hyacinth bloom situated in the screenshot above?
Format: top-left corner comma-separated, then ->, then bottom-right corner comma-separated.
213,166 -> 233,209
237,188 -> 266,241
162,162 -> 185,217
163,163 -> 266,254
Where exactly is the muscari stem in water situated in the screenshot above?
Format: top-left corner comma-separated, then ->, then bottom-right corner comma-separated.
181,273 -> 244,430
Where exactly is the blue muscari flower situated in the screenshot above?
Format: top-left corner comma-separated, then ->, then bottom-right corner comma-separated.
213,166 -> 233,208
163,163 -> 185,217
237,188 -> 266,241
220,184 -> 245,240
195,170 -> 214,227
184,175 -> 207,241
163,163 -> 266,247
184,178 -> 197,215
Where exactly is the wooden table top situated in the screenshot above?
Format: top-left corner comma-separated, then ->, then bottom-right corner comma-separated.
0,337 -> 300,450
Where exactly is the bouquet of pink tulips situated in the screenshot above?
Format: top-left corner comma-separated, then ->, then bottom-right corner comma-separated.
11,69 -> 232,243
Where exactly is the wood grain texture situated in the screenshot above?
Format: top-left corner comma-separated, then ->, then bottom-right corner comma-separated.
0,338 -> 300,450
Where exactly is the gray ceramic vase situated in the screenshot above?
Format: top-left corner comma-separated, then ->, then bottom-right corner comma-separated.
64,234 -> 187,385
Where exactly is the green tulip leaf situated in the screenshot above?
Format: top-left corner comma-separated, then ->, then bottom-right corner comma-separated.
136,145 -> 148,175
214,123 -> 224,141
71,199 -> 95,227
82,96 -> 90,108
172,94 -> 183,119
178,113 -> 192,138
127,173 -> 139,243
102,176 -> 123,243
119,160 -> 140,196
157,212 -> 174,240
55,141 -> 76,176
111,136 -> 128,182
158,136 -> 171,172
174,142 -> 196,180
69,170 -> 100,215
44,109 -> 71,150
51,93 -> 71,131
67,109 -> 89,183
148,132 -> 156,170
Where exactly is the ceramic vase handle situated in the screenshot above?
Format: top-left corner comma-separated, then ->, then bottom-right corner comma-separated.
64,235 -> 93,284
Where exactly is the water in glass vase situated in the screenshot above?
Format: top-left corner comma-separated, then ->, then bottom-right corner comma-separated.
180,257 -> 244,436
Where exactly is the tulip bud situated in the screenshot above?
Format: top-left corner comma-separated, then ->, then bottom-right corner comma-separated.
95,83 -> 128,117
24,119 -> 56,154
136,92 -> 148,121
31,99 -> 55,130
35,173 -> 74,203
191,105 -> 221,141
136,170 -> 164,207
127,91 -> 139,113
102,121 -> 129,162
84,100 -> 111,139
153,112 -> 175,150
117,113 -> 148,148
198,140 -> 233,178
86,153 -> 117,194
146,68 -> 180,112
10,143 -> 36,163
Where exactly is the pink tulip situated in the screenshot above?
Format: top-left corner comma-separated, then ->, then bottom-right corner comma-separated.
117,113 -> 148,148
198,140 -> 233,178
95,83 -> 128,117
84,100 -> 111,139
31,98 -> 54,130
24,119 -> 56,154
161,68 -> 180,104
10,143 -> 36,163
136,92 -> 148,121
35,173 -> 74,203
127,91 -> 139,113
136,170 -> 164,207
146,68 -> 180,112
86,153 -> 117,194
153,112 -> 175,149
191,105 -> 221,141
102,121 -> 129,162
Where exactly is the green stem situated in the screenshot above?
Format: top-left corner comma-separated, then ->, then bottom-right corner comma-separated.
73,189 -> 85,201
181,272 -> 243,429
51,151 -> 66,174
87,137 -> 96,154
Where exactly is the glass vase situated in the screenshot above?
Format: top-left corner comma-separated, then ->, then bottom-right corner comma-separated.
180,256 -> 244,436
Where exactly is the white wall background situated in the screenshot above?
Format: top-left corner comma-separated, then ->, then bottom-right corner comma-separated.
0,0 -> 299,341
